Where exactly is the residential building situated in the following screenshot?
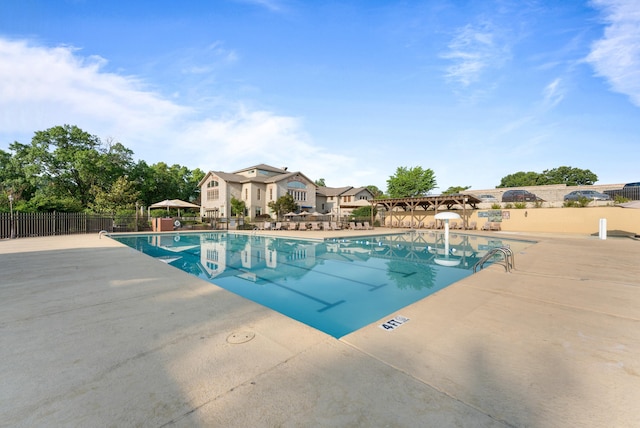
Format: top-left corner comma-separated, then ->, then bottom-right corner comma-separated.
199,164 -> 317,219
198,163 -> 375,220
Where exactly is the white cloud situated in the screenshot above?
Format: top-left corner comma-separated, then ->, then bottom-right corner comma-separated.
0,38 -> 359,185
442,22 -> 509,87
587,0 -> 640,106
542,77 -> 565,108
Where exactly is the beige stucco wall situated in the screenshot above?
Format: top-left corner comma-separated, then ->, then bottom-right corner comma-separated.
387,206 -> 639,236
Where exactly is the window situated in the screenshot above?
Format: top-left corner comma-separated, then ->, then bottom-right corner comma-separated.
207,189 -> 219,200
207,180 -> 219,188
257,189 -> 261,200
287,180 -> 307,202
245,189 -> 248,200
269,188 -> 273,200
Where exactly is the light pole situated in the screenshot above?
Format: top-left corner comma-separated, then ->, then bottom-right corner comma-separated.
8,193 -> 15,239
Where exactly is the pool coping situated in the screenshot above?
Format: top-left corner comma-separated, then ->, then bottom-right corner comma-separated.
2,229 -> 639,426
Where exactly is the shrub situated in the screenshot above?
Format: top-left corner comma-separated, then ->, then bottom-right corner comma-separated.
490,203 -> 502,209
614,195 -> 630,204
563,197 -> 591,208
504,203 -> 513,209
514,202 -> 527,209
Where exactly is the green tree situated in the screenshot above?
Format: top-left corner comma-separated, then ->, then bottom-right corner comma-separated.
386,166 -> 437,198
268,193 -> 299,220
442,185 -> 471,195
132,161 -> 204,206
366,185 -> 384,198
498,167 -> 598,188
497,171 -> 542,188
230,196 -> 246,217
314,178 -> 326,187
539,166 -> 598,186
349,205 -> 377,219
91,176 -> 141,215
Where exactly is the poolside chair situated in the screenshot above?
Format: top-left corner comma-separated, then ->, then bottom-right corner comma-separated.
466,221 -> 477,230
322,221 -> 331,230
425,221 -> 435,229
363,222 -> 374,230
263,221 -> 272,230
274,222 -> 282,230
349,222 -> 358,230
490,222 -> 502,231
311,222 -> 322,231
449,221 -> 458,230
331,221 -> 341,230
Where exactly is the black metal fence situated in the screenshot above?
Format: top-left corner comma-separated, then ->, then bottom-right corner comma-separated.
0,212 -> 145,239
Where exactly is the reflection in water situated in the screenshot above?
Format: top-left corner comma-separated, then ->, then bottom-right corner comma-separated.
114,232 -> 534,337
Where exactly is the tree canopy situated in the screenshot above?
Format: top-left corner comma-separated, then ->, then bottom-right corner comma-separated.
442,185 -> 471,195
0,124 -> 204,213
268,193 -> 299,220
497,166 -> 598,188
386,166 -> 437,198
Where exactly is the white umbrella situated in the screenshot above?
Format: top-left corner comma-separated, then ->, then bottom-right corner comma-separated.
149,199 -> 200,216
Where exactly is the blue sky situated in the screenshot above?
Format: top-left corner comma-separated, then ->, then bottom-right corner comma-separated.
1,0 -> 638,192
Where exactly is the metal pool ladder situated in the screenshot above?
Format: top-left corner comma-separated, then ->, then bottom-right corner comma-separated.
473,246 -> 515,273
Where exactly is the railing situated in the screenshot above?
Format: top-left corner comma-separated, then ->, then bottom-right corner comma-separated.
0,213 -> 147,239
473,246 -> 515,273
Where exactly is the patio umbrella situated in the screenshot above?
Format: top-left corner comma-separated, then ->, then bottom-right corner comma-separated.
149,199 -> 200,216
283,212 -> 298,217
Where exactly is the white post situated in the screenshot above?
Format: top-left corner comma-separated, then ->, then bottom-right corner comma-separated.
444,220 -> 450,255
599,218 -> 607,240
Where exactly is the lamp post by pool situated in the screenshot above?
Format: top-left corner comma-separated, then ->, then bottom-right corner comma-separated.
8,193 -> 15,239
434,211 -> 461,266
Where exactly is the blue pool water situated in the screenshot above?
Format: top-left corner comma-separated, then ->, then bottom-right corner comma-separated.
113,232 -> 535,338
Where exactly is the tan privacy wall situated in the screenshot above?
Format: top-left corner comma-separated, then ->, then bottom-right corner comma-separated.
389,207 -> 639,236
487,207 -> 638,235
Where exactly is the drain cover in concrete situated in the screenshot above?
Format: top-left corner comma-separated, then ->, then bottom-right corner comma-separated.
226,331 -> 255,344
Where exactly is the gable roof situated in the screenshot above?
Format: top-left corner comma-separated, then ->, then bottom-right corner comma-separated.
316,186 -> 353,197
199,168 -> 318,188
231,164 -> 287,175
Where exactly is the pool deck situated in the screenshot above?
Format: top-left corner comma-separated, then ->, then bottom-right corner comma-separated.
1,229 -> 639,427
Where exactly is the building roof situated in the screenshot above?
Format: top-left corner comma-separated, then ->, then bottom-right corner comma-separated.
316,186 -> 353,197
231,164 -> 288,175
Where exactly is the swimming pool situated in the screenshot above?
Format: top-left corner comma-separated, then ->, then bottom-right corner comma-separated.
113,232 -> 535,338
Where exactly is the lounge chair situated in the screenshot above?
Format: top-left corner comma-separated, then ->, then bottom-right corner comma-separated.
349,222 -> 358,230
490,222 -> 502,231
273,222 -> 282,230
330,221 -> 341,230
425,221 -> 435,229
363,222 -> 374,230
310,222 -> 322,231
449,221 -> 458,230
322,221 -> 331,230
465,221 -> 477,230
263,221 -> 272,230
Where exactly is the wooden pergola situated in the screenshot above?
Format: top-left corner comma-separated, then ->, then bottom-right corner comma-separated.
367,194 -> 482,228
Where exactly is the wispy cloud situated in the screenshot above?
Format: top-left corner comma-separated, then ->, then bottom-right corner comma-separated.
586,0 -> 640,106
232,0 -> 286,13
542,77 -> 565,109
0,38 -> 355,184
442,22 -> 510,87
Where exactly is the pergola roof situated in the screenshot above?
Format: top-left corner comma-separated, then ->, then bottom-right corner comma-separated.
370,194 -> 482,211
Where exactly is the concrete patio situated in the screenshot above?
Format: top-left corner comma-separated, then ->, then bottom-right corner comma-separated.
1,230 -> 639,427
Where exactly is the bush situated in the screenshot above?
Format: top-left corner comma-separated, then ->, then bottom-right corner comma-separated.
504,203 -> 513,209
563,197 -> 591,208
614,195 -> 630,204
514,202 -> 527,209
491,203 -> 502,209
